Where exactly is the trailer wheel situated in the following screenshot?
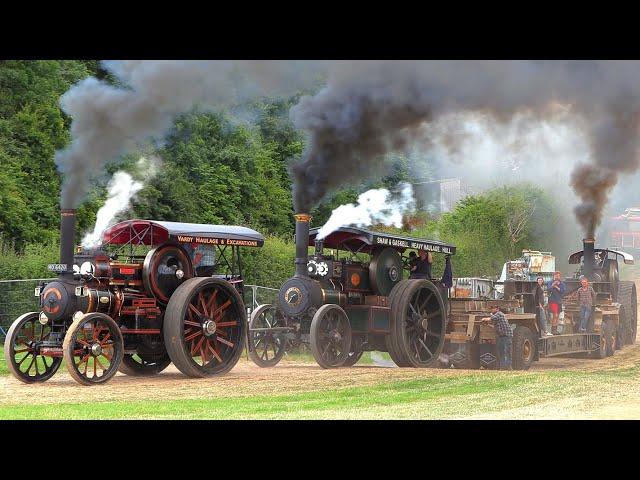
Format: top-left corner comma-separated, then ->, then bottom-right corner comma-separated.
388,279 -> 446,368
164,277 -> 246,377
63,313 -> 124,386
606,328 -> 616,357
512,326 -> 535,370
4,312 -> 63,383
310,304 -> 352,369
248,304 -> 286,367
592,323 -> 609,359
617,281 -> 637,345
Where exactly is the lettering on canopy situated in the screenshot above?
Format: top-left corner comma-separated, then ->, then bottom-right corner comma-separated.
372,235 -> 455,255
175,235 -> 262,247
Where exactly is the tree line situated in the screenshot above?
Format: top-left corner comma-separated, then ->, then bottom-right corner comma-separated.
0,60 -> 559,284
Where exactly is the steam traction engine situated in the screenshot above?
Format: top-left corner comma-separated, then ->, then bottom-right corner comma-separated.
3,211 -> 264,385
248,214 -> 456,368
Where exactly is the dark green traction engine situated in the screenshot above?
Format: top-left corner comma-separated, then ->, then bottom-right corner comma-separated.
248,213 -> 456,369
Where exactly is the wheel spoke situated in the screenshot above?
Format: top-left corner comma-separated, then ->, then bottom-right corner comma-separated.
191,336 -> 205,356
216,320 -> 237,328
417,337 -> 433,358
185,330 -> 203,342
425,310 -> 442,320
199,292 -> 208,317
207,341 -> 222,362
419,292 -> 434,312
211,299 -> 232,321
217,336 -> 234,348
205,288 -> 219,317
189,303 -> 203,318
184,319 -> 201,328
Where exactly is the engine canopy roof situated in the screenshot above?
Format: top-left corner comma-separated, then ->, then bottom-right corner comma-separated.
568,248 -> 634,265
102,220 -> 264,248
308,226 -> 456,255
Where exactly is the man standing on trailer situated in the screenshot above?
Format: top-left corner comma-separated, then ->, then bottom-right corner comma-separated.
482,305 -> 513,370
577,276 -> 597,332
547,271 -> 566,335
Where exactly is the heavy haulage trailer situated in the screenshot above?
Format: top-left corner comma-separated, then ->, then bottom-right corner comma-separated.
248,213 -> 456,369
443,238 -> 637,370
3,211 -> 264,385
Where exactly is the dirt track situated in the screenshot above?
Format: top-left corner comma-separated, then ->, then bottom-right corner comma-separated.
2,333 -> 639,408
1,287 -> 639,417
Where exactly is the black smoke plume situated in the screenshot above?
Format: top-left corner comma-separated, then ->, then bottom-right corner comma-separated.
55,60 -> 321,208
289,61 -> 640,237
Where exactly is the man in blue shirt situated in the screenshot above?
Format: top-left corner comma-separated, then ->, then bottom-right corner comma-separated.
546,271 -> 566,335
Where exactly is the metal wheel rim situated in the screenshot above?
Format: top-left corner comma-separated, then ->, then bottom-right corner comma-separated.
403,286 -> 444,364
250,306 -> 286,364
7,313 -> 61,382
316,308 -> 350,366
68,317 -> 122,383
181,283 -> 242,372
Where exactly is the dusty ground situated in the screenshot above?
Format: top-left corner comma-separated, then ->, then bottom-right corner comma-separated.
1,285 -> 638,419
2,334 -> 639,409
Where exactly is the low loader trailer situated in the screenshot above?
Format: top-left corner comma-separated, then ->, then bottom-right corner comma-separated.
441,239 -> 636,370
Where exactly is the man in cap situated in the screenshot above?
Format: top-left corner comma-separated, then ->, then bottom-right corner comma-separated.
482,305 -> 513,370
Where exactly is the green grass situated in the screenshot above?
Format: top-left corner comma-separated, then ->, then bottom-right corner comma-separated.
2,364 -> 639,419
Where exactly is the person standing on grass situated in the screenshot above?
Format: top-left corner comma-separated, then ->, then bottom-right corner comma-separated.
577,276 -> 597,333
534,276 -> 551,336
482,305 -> 513,370
547,271 -> 566,335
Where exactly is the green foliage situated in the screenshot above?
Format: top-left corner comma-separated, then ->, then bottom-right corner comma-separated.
436,183 -> 556,277
241,235 -> 295,288
0,240 -> 58,280
0,60 -> 93,250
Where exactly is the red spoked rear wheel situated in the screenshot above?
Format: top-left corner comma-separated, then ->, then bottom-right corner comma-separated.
164,277 -> 246,377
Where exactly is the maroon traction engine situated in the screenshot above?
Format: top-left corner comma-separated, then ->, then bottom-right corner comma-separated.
3,211 -> 264,385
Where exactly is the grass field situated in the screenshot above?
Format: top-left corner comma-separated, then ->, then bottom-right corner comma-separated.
1,351 -> 639,419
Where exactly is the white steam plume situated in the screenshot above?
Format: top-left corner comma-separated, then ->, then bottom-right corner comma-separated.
316,182 -> 415,240
81,157 -> 158,248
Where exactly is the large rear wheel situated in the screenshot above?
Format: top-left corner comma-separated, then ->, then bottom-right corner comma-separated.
388,279 -> 446,368
4,312 -> 62,383
164,277 -> 246,377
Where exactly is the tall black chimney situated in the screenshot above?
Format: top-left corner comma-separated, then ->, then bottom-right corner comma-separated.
294,213 -> 311,277
583,237 -> 595,280
60,209 -> 77,275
